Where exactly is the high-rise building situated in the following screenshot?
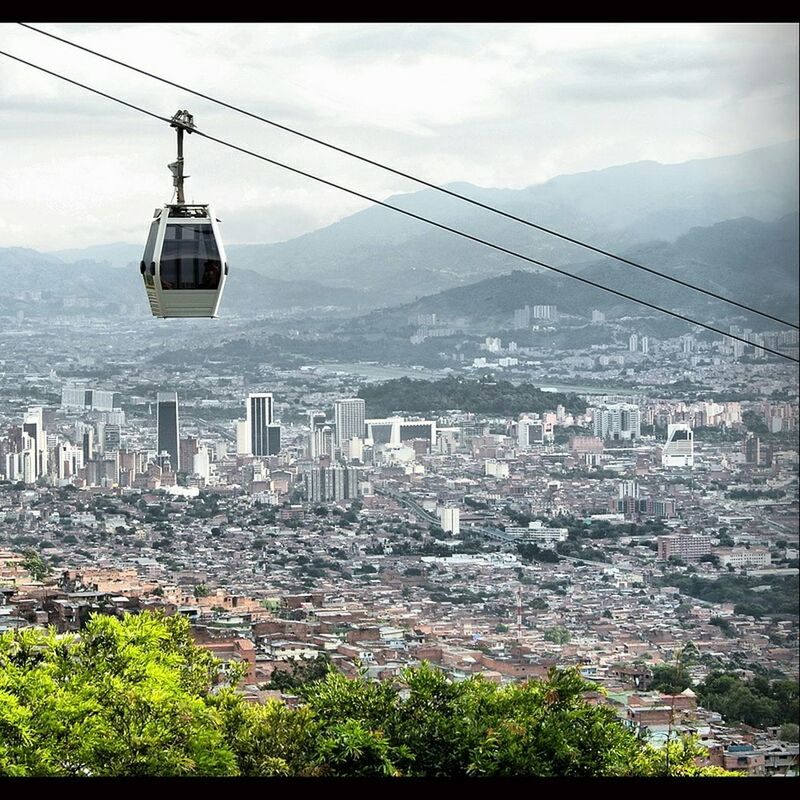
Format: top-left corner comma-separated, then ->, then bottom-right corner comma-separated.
236,421 -> 249,456
629,333 -> 638,352
156,392 -> 180,471
308,411 -> 328,459
22,407 -> 47,480
81,427 -> 94,463
61,386 -> 120,412
306,465 -> 361,503
662,423 -> 694,468
532,305 -> 557,320
640,336 -> 649,355
592,403 -> 641,441
100,424 -> 121,455
246,393 -> 274,456
266,424 -> 281,456
193,448 -> 211,481
334,399 -> 366,450
513,305 -> 531,329
439,506 -> 460,536
517,414 -> 554,449
180,436 -> 199,473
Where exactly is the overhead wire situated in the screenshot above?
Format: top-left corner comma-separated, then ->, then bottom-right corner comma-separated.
0,47 -> 797,364
16,21 -> 800,332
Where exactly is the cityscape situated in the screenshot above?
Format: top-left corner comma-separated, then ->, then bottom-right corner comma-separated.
0,20 -> 797,779
0,289 -> 797,775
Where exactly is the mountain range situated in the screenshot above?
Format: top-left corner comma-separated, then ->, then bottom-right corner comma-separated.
2,140 -> 798,318
221,139 -> 798,300
352,214 -> 800,332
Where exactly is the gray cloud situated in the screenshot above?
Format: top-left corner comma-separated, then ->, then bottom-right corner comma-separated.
0,22 -> 796,250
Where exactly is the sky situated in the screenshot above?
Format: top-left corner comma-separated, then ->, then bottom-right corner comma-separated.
0,22 -> 797,251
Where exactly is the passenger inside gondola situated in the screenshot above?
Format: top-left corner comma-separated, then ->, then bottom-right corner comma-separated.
201,260 -> 221,289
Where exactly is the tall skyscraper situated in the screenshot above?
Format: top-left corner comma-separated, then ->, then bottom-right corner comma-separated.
156,392 -> 180,471
246,393 -> 275,456
82,428 -> 94,463
266,424 -> 281,456
629,333 -> 638,352
640,336 -> 649,355
334,398 -> 366,450
22,407 -> 47,480
308,411 -> 328,459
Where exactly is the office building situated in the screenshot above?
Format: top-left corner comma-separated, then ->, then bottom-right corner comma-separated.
245,393 -> 275,457
156,392 -> 180,472
366,417 -> 437,452
334,398 -> 365,451
22,407 -> 47,480
61,386 -> 120,412
629,334 -> 638,352
662,423 -> 694,468
518,414 -> 553,448
308,411 -> 331,459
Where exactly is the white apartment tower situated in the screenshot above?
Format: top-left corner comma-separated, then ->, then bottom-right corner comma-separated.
593,403 -> 641,441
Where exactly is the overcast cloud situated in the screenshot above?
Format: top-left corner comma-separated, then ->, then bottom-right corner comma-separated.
0,22 -> 797,250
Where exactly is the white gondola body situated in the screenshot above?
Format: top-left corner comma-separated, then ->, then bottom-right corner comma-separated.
140,204 -> 228,318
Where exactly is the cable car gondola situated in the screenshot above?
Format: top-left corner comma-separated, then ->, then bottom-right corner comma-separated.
140,110 -> 228,318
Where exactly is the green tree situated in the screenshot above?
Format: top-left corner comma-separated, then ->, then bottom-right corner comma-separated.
544,626 -> 571,645
20,550 -> 48,582
779,723 -> 799,743
0,613 -> 237,776
266,653 -> 332,693
0,613 -> 737,777
651,664 -> 692,694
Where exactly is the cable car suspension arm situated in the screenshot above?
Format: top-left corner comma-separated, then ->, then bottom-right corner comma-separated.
168,109 -> 196,204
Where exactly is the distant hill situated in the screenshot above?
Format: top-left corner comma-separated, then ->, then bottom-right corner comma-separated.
354,214 -> 800,330
49,242 -> 143,270
0,249 -> 361,318
226,141 -> 798,300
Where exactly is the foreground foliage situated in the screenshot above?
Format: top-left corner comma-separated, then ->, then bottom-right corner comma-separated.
0,612 -> 733,777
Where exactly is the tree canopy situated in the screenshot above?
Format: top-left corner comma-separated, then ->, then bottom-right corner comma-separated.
0,612 -> 733,777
